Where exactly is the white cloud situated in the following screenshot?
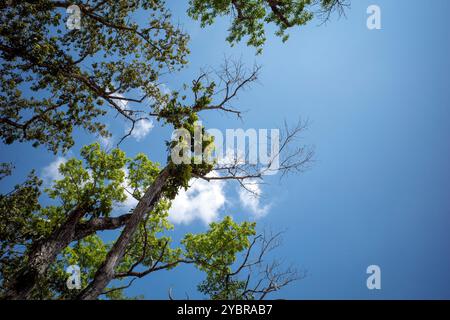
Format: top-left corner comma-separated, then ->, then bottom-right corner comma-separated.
238,181 -> 270,218
99,134 -> 113,149
111,92 -> 154,142
121,194 -> 138,211
119,169 -> 139,211
128,119 -> 154,141
111,93 -> 128,110
159,83 -> 171,95
169,172 -> 226,225
41,157 -> 67,185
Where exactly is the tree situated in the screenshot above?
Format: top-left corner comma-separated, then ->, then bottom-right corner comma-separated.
0,145 -> 276,299
188,0 -> 350,53
187,221 -> 305,300
1,0 -> 189,152
0,1 -> 348,152
0,0 -> 346,299
0,147 -> 300,299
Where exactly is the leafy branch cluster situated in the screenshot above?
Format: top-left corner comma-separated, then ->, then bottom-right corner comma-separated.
188,0 -> 349,53
0,0 -> 347,300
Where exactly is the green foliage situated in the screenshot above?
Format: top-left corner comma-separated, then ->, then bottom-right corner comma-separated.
47,203 -> 181,300
184,216 -> 256,272
183,216 -> 257,299
0,0 -> 312,299
0,163 -> 13,180
0,171 -> 42,256
187,0 -> 315,53
0,171 -> 44,295
0,0 -> 189,152
26,202 -> 182,300
33,235 -> 109,299
126,153 -> 160,200
0,143 -> 166,298
0,0 -> 341,152
0,144 -> 259,299
47,143 -> 128,218
198,275 -> 250,300
163,113 -> 215,200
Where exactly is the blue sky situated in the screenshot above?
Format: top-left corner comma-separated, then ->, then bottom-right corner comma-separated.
1,0 -> 450,299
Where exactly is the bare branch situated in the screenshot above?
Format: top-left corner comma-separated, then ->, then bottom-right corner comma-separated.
194,118 -> 314,196
233,231 -> 305,300
191,59 -> 261,117
314,0 -> 350,25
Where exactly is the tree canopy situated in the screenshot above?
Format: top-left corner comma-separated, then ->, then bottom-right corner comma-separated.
0,0 -> 346,299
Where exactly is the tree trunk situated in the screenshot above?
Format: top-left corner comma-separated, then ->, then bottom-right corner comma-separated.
77,167 -> 170,300
3,206 -> 86,300
3,208 -> 132,299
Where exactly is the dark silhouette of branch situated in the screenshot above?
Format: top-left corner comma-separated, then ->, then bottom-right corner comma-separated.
314,0 -> 350,24
236,231 -> 306,300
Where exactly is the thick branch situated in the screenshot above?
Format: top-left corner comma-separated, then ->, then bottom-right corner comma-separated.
73,214 -> 132,241
77,167 -> 171,300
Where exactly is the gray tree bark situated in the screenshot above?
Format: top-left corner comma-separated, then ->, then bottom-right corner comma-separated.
3,210 -> 132,300
77,167 -> 170,300
3,206 -> 86,299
